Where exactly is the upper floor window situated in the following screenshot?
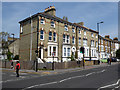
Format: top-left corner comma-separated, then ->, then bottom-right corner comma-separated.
66,35 -> 70,43
51,21 -> 55,28
84,31 -> 86,35
83,39 -> 87,46
91,33 -> 94,37
79,29 -> 81,34
53,32 -> 56,42
40,30 -> 44,40
91,40 -> 94,46
64,25 -> 68,31
49,31 -> 52,41
63,34 -> 65,43
96,41 -> 98,47
72,36 -> 75,44
96,34 -> 98,38
72,28 -> 75,33
101,39 -> 103,44
40,19 -> 45,24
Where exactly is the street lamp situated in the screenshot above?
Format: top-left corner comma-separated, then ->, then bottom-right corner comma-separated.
11,33 -> 14,59
97,21 -> 104,64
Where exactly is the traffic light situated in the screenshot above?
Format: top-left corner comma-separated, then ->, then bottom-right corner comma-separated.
80,47 -> 84,54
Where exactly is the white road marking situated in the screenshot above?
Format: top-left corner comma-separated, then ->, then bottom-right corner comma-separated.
98,79 -> 120,90
22,69 -> 106,89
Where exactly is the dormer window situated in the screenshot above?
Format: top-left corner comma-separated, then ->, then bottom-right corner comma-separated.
72,28 -> 75,33
40,19 -> 45,24
51,21 -> 55,28
64,25 -> 68,31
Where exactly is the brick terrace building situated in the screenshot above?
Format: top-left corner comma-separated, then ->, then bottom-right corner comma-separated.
19,6 -> 119,62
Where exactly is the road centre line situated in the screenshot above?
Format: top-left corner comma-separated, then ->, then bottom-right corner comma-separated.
22,69 -> 106,90
98,79 -> 120,90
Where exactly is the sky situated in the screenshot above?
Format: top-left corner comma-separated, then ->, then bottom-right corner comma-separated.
2,2 -> 119,40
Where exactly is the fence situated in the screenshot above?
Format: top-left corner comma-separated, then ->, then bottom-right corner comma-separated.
0,60 -> 99,70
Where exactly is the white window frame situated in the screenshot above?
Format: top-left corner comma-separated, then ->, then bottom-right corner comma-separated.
40,19 -> 45,24
67,48 -> 71,57
84,31 -> 86,35
72,28 -> 75,33
96,34 -> 98,38
49,31 -> 52,41
79,37 -> 81,45
72,36 -> 75,44
96,41 -> 98,47
48,45 -> 58,57
64,25 -> 68,31
53,32 -> 57,42
51,21 -> 55,28
40,30 -> 44,40
79,29 -> 81,34
91,33 -> 94,37
66,35 -> 70,44
83,39 -> 87,46
63,46 -> 71,57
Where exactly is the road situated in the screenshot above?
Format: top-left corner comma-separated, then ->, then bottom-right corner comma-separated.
1,63 -> 120,89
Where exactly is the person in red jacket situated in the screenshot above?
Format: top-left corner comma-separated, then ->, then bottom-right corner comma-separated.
15,61 -> 20,77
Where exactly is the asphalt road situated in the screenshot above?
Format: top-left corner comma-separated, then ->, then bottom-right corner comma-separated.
2,63 -> 120,89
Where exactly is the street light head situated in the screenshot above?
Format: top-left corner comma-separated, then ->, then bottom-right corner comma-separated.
100,21 -> 104,23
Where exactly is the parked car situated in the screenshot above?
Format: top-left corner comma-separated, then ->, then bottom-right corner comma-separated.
117,58 -> 120,62
100,58 -> 107,63
111,57 -> 117,62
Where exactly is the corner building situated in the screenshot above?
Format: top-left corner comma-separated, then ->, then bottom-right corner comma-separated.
19,6 -> 98,62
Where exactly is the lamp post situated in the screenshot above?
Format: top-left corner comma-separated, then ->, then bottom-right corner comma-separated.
11,33 -> 14,59
97,21 -> 104,64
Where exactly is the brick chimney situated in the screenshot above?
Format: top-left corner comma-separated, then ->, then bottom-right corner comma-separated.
77,22 -> 84,26
44,6 -> 56,16
113,37 -> 118,41
105,35 -> 110,39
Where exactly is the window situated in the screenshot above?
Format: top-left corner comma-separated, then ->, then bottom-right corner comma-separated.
72,36 -> 75,44
63,34 -> 65,43
67,48 -> 70,57
40,30 -> 44,40
53,32 -> 56,42
67,35 -> 69,43
53,47 -> 56,56
79,37 -> 81,45
91,33 -> 94,37
51,21 -> 55,28
79,29 -> 81,34
40,19 -> 45,24
20,25 -> 23,33
96,41 -> 98,47
84,31 -> 86,35
65,25 -> 68,31
83,39 -> 87,46
72,28 -> 75,33
64,47 -> 66,56
87,49 -> 89,57
91,40 -> 94,46
49,46 -> 52,56
49,31 -> 52,41
96,34 -> 98,38
101,39 -> 103,44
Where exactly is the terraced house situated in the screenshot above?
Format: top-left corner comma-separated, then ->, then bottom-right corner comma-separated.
19,6 -> 119,63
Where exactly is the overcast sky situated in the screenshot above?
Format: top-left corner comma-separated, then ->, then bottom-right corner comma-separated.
2,2 -> 118,40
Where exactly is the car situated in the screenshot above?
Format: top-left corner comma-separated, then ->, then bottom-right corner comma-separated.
100,58 -> 107,63
111,58 -> 117,62
117,58 -> 120,62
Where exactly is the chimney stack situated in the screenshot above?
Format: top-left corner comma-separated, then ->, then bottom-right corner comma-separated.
113,37 -> 118,41
77,22 -> 84,26
105,35 -> 110,39
44,6 -> 56,16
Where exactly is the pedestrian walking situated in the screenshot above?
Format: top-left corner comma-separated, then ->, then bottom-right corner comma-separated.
109,58 -> 111,65
107,58 -> 110,65
10,60 -> 14,69
15,61 -> 20,77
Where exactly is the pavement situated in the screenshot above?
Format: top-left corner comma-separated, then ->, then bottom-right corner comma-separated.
2,62 -> 120,89
1,62 -> 119,76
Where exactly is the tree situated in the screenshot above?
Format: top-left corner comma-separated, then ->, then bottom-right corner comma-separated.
116,49 -> 120,59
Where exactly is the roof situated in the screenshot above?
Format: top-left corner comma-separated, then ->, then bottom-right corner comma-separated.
19,12 -> 98,33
